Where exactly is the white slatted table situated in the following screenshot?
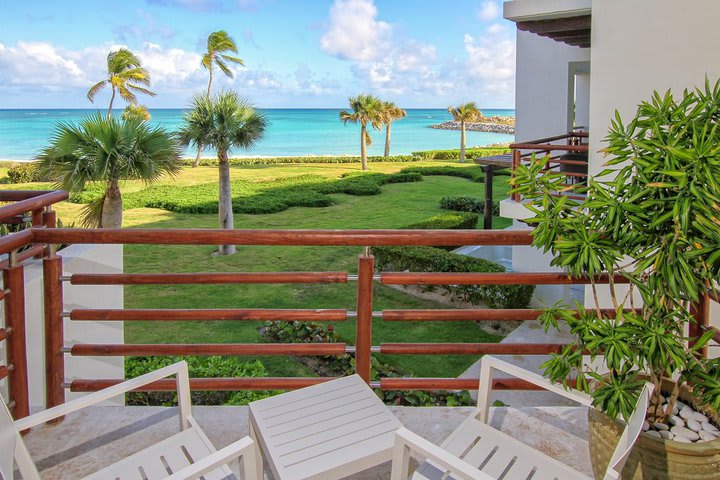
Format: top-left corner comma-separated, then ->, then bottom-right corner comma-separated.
249,375 -> 402,480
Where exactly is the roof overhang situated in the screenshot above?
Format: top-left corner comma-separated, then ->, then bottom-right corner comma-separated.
503,0 -> 592,48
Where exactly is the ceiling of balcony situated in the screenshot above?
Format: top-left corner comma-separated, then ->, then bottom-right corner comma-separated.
516,15 -> 591,48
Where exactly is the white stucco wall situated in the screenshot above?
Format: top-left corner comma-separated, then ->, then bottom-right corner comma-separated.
514,30 -> 590,142
588,0 -> 720,175
587,0 -> 720,339
0,244 -> 124,412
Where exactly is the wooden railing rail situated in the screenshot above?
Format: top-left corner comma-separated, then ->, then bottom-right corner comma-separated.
509,131 -> 589,201
26,226 -> 633,396
0,216 -> 712,407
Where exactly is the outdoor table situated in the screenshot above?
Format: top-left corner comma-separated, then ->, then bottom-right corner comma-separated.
473,154 -> 513,229
248,375 -> 403,480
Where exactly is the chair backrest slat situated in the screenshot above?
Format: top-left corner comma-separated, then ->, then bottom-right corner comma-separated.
604,382 -> 653,479
1,398 -> 18,479
1,396 -> 42,480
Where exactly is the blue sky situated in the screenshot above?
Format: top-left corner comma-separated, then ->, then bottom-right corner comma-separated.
0,0 -> 515,108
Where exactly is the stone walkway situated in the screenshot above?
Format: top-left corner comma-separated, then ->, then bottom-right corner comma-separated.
23,405 -> 592,479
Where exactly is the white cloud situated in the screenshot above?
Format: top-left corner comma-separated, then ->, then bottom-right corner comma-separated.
463,30 -> 515,94
478,1 -> 500,21
0,39 -> 283,106
321,0 -> 391,62
136,42 -> 204,87
0,42 -> 87,87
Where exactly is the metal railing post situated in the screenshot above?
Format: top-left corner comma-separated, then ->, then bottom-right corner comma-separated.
43,245 -> 65,413
355,250 -> 375,383
4,253 -> 29,419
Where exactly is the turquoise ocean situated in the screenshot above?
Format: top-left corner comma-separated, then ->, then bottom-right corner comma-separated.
0,108 -> 514,161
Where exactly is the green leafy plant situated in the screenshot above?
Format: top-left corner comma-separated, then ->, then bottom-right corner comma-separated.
125,356 -> 276,406
512,80 -> 720,422
440,196 -> 499,216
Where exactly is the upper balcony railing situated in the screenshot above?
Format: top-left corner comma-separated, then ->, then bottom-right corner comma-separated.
509,130 -> 589,201
0,189 -> 715,420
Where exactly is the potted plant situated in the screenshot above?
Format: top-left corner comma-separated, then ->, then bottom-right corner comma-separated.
512,80 -> 720,478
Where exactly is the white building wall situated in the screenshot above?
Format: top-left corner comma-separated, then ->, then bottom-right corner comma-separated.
0,244 -> 124,412
509,32 -> 590,304
588,0 -> 720,340
515,30 -> 590,142
588,0 -> 720,175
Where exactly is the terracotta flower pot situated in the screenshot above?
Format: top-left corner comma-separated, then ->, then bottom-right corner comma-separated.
588,378 -> 720,479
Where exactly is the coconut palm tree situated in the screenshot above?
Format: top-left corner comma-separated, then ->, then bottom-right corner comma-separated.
37,115 -> 180,228
380,101 -> 407,157
87,48 -> 156,119
178,91 -> 266,255
339,94 -> 383,170
448,102 -> 483,162
193,30 -> 245,168
122,103 -> 151,122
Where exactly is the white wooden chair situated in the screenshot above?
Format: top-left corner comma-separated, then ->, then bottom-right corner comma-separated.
391,355 -> 653,480
1,361 -> 257,480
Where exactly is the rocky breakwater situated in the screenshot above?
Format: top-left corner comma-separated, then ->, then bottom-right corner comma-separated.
430,118 -> 515,135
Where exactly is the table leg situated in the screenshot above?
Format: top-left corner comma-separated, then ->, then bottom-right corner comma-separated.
249,422 -> 265,480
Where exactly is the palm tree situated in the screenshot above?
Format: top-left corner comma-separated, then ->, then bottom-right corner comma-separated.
37,115 -> 180,228
193,30 -> 245,168
339,94 -> 383,170
122,103 -> 151,122
448,102 -> 483,162
380,101 -> 407,157
178,91 -> 266,255
87,48 -> 156,119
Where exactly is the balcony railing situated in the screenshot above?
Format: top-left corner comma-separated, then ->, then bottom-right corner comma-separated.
0,190 -> 715,420
509,131 -> 589,201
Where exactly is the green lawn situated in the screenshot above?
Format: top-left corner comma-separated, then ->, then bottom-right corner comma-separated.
4,160 -> 513,378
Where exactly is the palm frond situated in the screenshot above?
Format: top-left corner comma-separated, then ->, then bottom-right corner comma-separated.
87,80 -> 106,102
220,54 -> 244,66
214,58 -> 234,78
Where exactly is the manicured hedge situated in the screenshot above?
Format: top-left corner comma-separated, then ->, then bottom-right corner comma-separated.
440,196 -> 499,216
6,163 -> 54,183
66,171 -> 430,216
180,154 -> 420,166
399,166 -> 485,182
404,212 -> 479,230
411,147 -> 510,161
372,245 -> 534,309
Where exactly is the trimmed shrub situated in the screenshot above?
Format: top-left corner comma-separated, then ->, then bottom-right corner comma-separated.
125,356 -> 277,406
7,163 -> 54,183
440,196 -> 499,216
404,212 -> 478,230
411,147 -> 510,161
372,245 -> 534,309
180,155 -> 419,167
400,166 -> 484,182
68,171 -> 425,215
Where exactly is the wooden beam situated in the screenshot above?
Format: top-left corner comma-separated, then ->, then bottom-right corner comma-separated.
516,15 -> 591,34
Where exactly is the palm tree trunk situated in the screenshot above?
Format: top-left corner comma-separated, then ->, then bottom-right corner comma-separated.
218,149 -> 236,255
194,72 -> 214,168
384,122 -> 391,157
460,121 -> 467,163
108,87 -> 116,120
360,123 -> 368,171
101,177 -> 123,228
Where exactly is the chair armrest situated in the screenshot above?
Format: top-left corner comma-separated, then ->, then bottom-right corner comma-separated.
391,428 -> 495,480
477,355 -> 593,423
164,437 -> 255,480
15,361 -> 190,431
